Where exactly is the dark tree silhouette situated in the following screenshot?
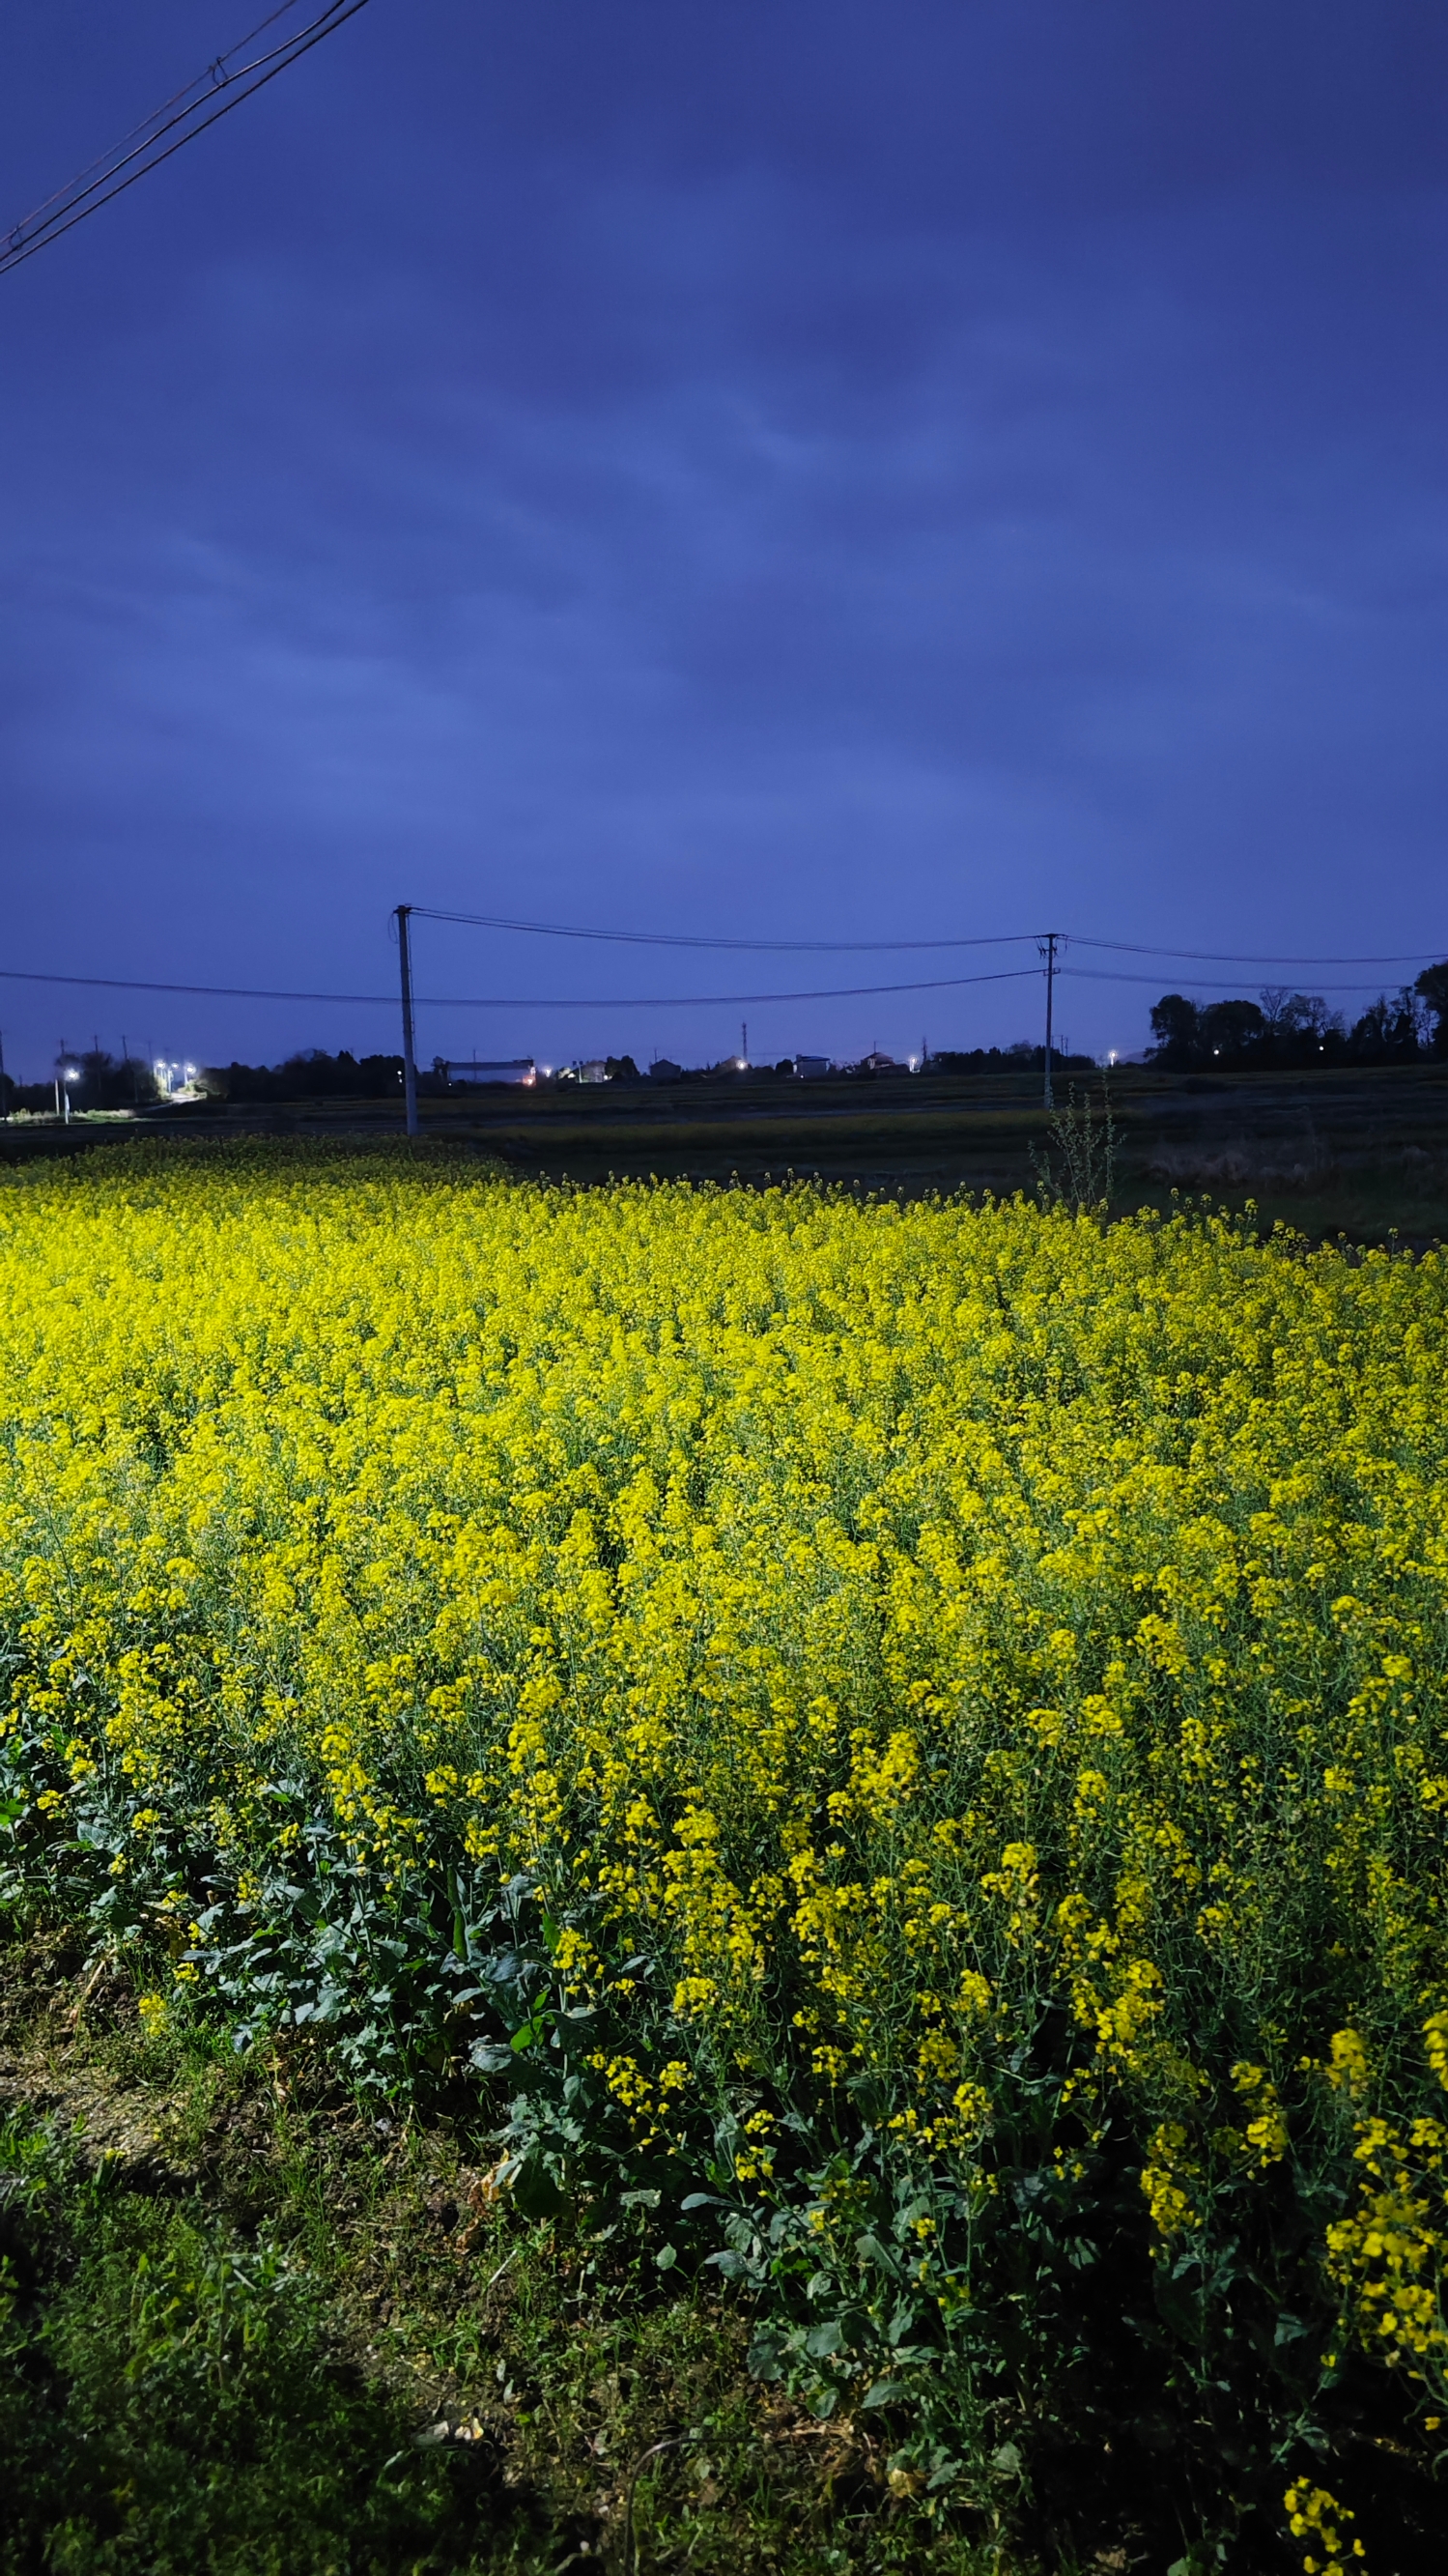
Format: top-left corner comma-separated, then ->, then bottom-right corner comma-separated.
1414,959 -> 1448,1057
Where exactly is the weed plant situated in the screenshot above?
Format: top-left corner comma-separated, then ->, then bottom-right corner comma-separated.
2,1143 -> 1447,2567
1030,1082 -> 1117,1216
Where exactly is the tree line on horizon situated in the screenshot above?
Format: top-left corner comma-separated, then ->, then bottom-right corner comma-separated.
0,1040 -> 1099,1112
2,969 -> 1444,1112
1148,961 -> 1448,1071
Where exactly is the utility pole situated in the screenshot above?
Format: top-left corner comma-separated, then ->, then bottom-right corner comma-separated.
395,904 -> 419,1137
0,1028 -> 7,1121
741,1019 -> 748,1066
1039,932 -> 1060,1108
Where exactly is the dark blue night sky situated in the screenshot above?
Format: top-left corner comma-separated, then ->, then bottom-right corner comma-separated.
3,2 -> 1447,1077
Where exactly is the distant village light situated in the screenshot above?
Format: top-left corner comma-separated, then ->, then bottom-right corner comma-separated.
444,1058 -> 536,1089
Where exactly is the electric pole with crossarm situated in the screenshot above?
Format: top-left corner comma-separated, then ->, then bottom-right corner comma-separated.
1039,930 -> 1061,1107
395,903 -> 419,1137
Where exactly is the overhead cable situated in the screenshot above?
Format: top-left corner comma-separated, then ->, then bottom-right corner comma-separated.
0,962 -> 1042,1007
1070,937 -> 1439,969
1061,967 -> 1412,994
412,907 -> 1039,954
412,906 -> 1441,970
1,0 -> 373,279
0,958 -> 1422,1008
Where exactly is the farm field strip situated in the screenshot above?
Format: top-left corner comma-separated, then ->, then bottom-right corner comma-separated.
3,1141 -> 1447,2555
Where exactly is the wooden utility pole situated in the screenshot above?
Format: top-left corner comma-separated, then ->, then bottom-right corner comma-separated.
396,904 -> 418,1137
1040,931 -> 1060,1107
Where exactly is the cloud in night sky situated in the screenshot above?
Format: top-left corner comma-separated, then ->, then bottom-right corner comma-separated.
2,0 -> 1447,1073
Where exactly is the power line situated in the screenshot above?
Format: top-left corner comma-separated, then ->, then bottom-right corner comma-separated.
0,954 -> 1435,1008
412,905 -> 1443,970
9,1 -> 309,241
412,907 -> 1038,954
0,962 -> 1045,1008
0,967 -> 399,1003
1062,966 -> 1415,995
1072,937 -> 1438,969
0,0 -> 373,280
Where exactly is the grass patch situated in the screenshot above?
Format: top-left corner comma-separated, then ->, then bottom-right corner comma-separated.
1,1939 -> 1004,2575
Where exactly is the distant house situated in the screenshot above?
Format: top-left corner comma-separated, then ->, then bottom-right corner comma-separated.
444,1059 -> 534,1088
577,1061 -> 609,1085
858,1051 -> 897,1072
793,1054 -> 832,1079
650,1059 -> 683,1082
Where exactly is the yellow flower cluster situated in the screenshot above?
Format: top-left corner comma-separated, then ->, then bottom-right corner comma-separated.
1284,2481 -> 1366,2576
4,1143 -> 1448,2475
1323,2013 -> 1448,2400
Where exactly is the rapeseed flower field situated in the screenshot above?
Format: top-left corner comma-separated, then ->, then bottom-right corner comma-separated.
4,1141 -> 1447,2553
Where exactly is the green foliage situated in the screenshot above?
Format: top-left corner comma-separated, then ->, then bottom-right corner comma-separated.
0,2110 -> 507,2576
1029,1081 -> 1117,1214
0,1998 -> 1013,2576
